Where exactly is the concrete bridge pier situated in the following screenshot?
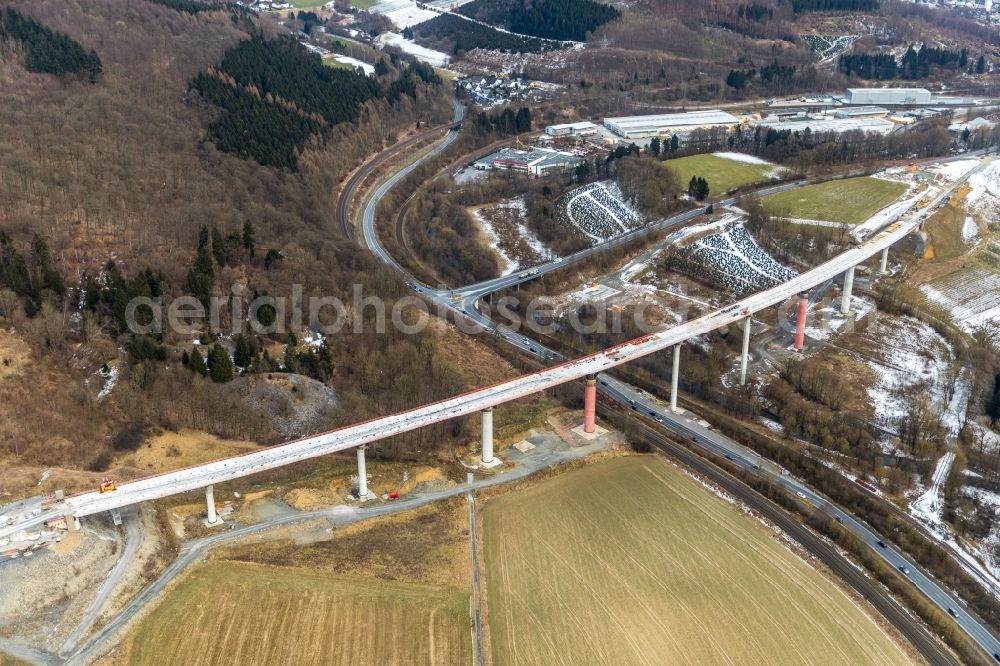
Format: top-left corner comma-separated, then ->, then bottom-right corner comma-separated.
481,407 -> 496,466
840,266 -> 856,315
70,516 -> 81,532
879,247 -> 889,274
357,446 -> 370,499
739,315 -> 752,386
670,344 -> 681,412
794,292 -> 809,352
583,375 -> 597,433
206,485 -> 217,524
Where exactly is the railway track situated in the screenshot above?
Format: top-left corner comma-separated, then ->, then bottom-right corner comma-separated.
335,120 -> 460,240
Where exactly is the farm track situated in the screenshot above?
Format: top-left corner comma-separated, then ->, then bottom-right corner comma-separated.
609,408 -> 960,666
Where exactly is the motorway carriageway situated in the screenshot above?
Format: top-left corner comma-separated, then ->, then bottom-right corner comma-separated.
35,177 -> 964,525
6,123 -> 995,658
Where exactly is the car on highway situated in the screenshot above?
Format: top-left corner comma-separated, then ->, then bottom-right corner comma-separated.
795,491 -> 807,499
948,607 -> 957,618
654,415 -> 664,424
898,565 -> 910,575
724,454 -> 735,462
599,379 -> 608,386
877,540 -> 886,548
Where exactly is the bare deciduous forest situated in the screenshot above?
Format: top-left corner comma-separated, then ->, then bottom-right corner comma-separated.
0,0 -> 504,473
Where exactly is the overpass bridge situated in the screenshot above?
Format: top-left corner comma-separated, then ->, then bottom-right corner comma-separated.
3,156 -> 982,537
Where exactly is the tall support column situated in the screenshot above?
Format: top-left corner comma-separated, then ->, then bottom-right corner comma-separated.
481,407 -> 495,464
840,266 -> 856,315
879,247 -> 889,274
583,375 -> 597,433
206,485 -> 217,524
670,344 -> 681,412
357,446 -> 369,499
739,315 -> 752,386
70,516 -> 81,532
794,292 -> 809,352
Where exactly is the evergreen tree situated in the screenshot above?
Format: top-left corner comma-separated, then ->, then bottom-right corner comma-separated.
242,221 -> 255,257
514,107 -> 532,133
698,177 -> 710,201
211,227 -> 226,266
181,349 -> 190,366
209,344 -> 234,382
976,55 -> 986,74
264,249 -> 282,269
669,134 -> 679,152
198,225 -> 210,250
649,136 -> 661,157
189,347 -> 207,376
233,332 -> 256,368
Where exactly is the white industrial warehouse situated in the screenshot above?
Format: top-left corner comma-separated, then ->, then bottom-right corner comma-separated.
844,87 -> 932,106
603,110 -> 741,139
752,116 -> 897,135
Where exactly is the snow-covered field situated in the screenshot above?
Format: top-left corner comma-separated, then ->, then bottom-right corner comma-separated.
663,218 -> 731,244
962,215 -> 980,244
966,160 -> 1000,215
676,223 -> 796,295
472,197 -> 549,275
331,55 -> 375,75
961,485 -> 1000,581
930,159 -> 981,183
863,316 -> 965,438
372,0 -> 439,28
376,32 -> 450,67
558,181 -> 643,242
921,267 -> 1000,334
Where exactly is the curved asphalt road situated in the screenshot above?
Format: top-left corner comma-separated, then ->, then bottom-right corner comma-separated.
358,127 -> 1000,662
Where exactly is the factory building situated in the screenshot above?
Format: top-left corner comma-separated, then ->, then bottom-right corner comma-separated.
474,147 -> 580,176
545,121 -> 599,137
844,88 -> 931,106
752,117 -> 896,135
603,110 -> 741,139
833,106 -> 889,119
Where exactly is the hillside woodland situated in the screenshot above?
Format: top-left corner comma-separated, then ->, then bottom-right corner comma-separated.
0,0 -> 494,475
507,0 -> 997,118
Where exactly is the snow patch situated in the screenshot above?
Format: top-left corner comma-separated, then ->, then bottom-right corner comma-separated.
712,151 -> 771,165
376,32 -> 449,67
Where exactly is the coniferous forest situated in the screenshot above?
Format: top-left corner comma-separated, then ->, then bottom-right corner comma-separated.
0,8 -> 102,81
790,0 -> 879,12
457,0 -> 621,41
192,35 -> 436,169
456,0 -> 621,42
840,45 -> 973,81
144,0 -> 211,14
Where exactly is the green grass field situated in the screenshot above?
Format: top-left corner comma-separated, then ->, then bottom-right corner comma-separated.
321,54 -> 351,70
662,153 -> 778,194
483,456 -> 910,666
126,562 -> 470,666
763,177 -> 907,225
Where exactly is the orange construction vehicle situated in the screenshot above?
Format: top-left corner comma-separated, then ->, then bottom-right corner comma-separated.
99,478 -> 117,493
